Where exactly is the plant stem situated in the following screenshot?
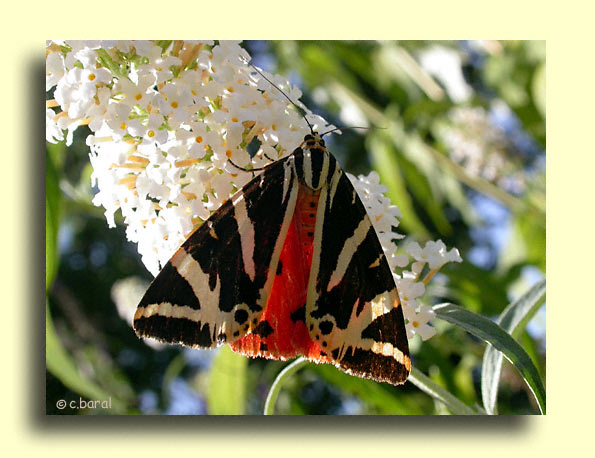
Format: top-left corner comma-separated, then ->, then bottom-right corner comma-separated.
408,366 -> 481,415
263,357 -> 309,415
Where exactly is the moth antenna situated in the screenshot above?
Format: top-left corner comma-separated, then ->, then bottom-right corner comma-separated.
320,126 -> 386,138
263,151 -> 278,162
228,158 -> 269,173
244,60 -> 314,134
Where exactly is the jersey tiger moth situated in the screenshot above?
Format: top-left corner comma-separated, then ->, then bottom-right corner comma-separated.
133,73 -> 411,386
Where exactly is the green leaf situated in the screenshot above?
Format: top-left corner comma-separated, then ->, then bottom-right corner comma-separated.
517,210 -> 546,271
46,302 -> 126,413
367,133 -> 429,237
387,123 -> 452,236
207,347 -> 247,414
95,48 -> 127,79
481,279 -> 545,414
532,62 -> 546,118
433,302 -> 546,414
446,261 -> 510,315
46,148 -> 61,292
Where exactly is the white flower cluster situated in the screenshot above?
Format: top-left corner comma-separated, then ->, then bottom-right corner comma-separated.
406,240 -> 463,270
346,171 -> 404,269
46,40 -> 462,343
46,40 -> 332,275
394,240 -> 462,340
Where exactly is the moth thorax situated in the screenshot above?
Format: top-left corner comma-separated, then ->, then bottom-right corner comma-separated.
299,135 -> 334,191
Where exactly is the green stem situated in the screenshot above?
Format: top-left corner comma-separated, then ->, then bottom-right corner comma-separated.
263,357 -> 309,415
408,366 -> 482,415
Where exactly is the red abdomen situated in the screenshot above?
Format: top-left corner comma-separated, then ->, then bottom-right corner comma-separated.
230,185 -> 329,362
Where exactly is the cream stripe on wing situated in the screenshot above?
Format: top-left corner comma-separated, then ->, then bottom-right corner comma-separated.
326,217 -> 372,292
170,249 -> 222,326
326,289 -> 408,367
256,163 -> 300,303
282,159 -> 292,201
232,194 -> 256,282
328,168 -> 342,206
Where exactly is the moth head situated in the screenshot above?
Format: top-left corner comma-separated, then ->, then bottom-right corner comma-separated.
303,133 -> 326,149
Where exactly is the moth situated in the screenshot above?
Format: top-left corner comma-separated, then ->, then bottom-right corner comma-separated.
133,72 -> 411,386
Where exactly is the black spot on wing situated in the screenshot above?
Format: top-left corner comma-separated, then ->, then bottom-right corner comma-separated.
252,320 -> 274,338
234,309 -> 249,324
319,320 -> 334,335
134,315 -> 213,348
276,260 -> 283,276
138,262 -> 200,311
361,307 -> 410,357
290,304 -> 306,323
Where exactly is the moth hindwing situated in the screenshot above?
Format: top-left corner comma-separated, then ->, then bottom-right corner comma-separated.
134,133 -> 411,385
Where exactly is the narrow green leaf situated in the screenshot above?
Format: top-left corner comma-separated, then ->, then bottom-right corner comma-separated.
387,123 -> 452,235
481,279 -> 546,414
207,347 -> 247,414
433,303 -> 546,414
517,211 -> 546,271
532,62 -> 546,118
498,279 -> 546,338
368,134 -> 429,237
46,149 -> 61,292
95,48 -> 126,79
46,302 -> 125,412
446,260 -> 510,315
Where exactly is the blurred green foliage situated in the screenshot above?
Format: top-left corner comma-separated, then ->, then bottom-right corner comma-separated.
46,40 -> 545,415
